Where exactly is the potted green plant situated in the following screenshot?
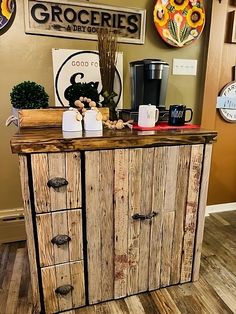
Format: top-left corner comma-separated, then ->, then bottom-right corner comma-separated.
6,81 -> 49,126
10,81 -> 49,109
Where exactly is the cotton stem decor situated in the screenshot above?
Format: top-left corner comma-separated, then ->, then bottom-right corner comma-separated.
97,28 -> 118,120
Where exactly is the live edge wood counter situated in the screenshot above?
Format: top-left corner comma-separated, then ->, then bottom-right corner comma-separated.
11,128 -> 217,314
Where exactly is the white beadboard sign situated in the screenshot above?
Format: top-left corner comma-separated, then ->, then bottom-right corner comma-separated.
24,0 -> 146,44
52,49 -> 123,108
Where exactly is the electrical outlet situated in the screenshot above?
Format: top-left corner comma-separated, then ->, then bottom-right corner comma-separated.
172,58 -> 198,76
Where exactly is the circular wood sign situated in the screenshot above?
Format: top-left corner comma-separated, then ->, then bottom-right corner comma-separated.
219,81 -> 236,123
153,0 -> 205,48
0,0 -> 15,31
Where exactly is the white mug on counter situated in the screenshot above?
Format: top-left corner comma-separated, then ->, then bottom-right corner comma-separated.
138,104 -> 159,128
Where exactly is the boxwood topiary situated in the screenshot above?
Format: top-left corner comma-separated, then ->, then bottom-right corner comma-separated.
10,81 -> 49,109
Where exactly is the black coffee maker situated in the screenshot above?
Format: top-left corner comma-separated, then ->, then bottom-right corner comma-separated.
130,59 -> 169,110
118,59 -> 169,122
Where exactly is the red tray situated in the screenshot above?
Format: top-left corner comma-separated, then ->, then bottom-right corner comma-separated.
132,122 -> 200,131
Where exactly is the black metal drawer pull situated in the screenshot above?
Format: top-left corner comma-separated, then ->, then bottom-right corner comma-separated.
47,177 -> 68,189
132,212 -> 158,220
55,285 -> 74,295
51,234 -> 71,246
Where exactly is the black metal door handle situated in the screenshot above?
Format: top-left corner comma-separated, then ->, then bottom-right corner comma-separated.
51,234 -> 71,246
55,285 -> 73,295
132,212 -> 158,220
47,177 -> 68,189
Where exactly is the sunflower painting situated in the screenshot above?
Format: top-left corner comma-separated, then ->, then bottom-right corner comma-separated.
153,0 -> 205,47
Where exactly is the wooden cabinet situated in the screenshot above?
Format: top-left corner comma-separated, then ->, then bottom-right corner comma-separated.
12,128 -> 216,313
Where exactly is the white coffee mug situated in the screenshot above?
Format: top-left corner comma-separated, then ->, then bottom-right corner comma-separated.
138,104 -> 159,127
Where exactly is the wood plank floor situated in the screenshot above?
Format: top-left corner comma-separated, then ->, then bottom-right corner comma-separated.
1,211 -> 236,314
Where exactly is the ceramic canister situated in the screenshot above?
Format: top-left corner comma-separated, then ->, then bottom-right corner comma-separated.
84,109 -> 103,131
62,108 -> 82,132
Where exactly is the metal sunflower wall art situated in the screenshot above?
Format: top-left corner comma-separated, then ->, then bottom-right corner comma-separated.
153,0 -> 205,47
0,0 -> 16,33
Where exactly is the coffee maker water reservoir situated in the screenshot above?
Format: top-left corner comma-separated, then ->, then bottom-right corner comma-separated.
130,59 -> 169,112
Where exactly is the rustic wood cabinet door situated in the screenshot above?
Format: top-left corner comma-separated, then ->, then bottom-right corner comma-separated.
85,145 -> 204,304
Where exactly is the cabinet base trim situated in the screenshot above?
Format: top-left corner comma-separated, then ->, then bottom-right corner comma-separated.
206,202 -> 236,216
0,208 -> 26,243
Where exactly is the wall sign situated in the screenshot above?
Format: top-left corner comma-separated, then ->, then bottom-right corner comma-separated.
24,0 -> 146,44
218,81 -> 236,123
52,49 -> 123,108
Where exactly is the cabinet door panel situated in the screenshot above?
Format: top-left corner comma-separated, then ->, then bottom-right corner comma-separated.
31,152 -> 81,213
85,145 -> 204,304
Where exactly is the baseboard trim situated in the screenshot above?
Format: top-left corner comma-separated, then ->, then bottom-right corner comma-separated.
206,202 -> 236,216
0,208 -> 26,243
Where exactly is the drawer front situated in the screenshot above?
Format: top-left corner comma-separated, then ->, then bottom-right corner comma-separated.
36,209 -> 83,267
41,261 -> 85,313
31,152 -> 81,213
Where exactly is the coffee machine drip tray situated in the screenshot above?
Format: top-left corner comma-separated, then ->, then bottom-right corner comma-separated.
117,108 -> 169,123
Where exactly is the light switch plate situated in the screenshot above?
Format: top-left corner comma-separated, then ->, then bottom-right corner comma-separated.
172,58 -> 198,76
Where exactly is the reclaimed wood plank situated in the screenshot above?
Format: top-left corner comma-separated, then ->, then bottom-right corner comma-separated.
66,152 -> 82,209
181,145 -> 204,283
149,147 -> 167,290
48,152 -> 67,211
85,151 -> 102,304
138,148 -> 154,293
114,149 -> 129,299
171,145 -> 191,284
68,209 -> 83,261
192,144 -> 212,281
55,263 -> 73,311
70,261 -> 86,308
100,150 -> 114,301
36,213 -> 54,267
18,155 -> 41,312
31,153 -> 50,213
163,146 -> 179,212
160,211 -> 175,287
41,266 -> 58,313
127,149 -> 142,295
52,211 -> 70,265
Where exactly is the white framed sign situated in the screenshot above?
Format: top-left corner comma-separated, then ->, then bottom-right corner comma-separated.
24,0 -> 146,44
52,48 -> 123,108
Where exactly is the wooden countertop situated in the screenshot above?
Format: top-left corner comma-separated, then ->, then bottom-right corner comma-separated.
10,127 -> 217,154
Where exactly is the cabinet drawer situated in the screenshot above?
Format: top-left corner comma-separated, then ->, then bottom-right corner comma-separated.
31,152 -> 81,213
36,209 -> 83,267
41,261 -> 85,313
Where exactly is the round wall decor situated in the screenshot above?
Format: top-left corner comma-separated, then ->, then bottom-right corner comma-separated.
153,0 -> 205,48
219,81 -> 236,123
0,0 -> 16,32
